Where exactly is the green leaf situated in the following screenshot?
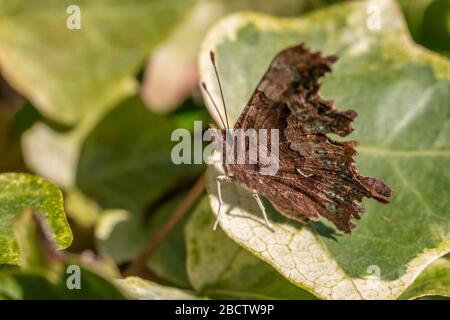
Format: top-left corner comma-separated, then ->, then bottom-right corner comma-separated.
117,277 -> 201,300
397,0 -> 450,57
65,188 -> 101,228
77,96 -> 202,213
95,209 -> 149,264
12,208 -> 63,276
21,100 -> 116,188
0,173 -> 72,265
95,194 -> 192,288
142,0 -> 315,112
0,209 -> 125,299
0,271 -> 126,299
400,256 -> 450,300
83,98 -> 201,285
186,197 -> 317,299
146,193 -> 192,288
0,0 -> 196,125
200,0 -> 450,299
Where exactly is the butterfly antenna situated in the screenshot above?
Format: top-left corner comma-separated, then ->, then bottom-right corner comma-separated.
210,50 -> 230,129
201,82 -> 226,129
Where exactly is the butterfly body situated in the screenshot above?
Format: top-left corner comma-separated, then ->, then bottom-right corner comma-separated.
208,44 -> 393,233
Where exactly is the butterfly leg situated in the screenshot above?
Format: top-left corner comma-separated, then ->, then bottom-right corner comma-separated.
252,192 -> 274,232
213,175 -> 231,231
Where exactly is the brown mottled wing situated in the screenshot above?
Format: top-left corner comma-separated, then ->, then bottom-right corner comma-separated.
231,44 -> 393,233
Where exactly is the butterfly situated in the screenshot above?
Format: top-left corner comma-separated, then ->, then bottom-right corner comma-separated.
201,44 -> 394,234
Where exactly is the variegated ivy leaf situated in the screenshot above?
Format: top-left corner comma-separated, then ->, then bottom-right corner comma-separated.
200,0 -> 450,299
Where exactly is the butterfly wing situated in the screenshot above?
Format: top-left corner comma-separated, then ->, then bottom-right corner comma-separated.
234,44 -> 348,133
229,44 -> 393,233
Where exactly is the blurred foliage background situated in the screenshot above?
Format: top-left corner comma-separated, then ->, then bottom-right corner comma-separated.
0,0 -> 448,299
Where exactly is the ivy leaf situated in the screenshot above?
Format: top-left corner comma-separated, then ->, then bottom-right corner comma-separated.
142,0 -> 315,113
77,96 -> 202,213
95,194 -> 192,288
145,194 -> 192,288
0,173 -> 72,265
65,188 -> 101,229
186,197 -> 317,299
0,0 -> 195,125
0,209 -> 125,299
117,277 -> 200,300
21,98 -> 119,188
95,209 -> 149,265
398,0 -> 450,57
80,96 -> 201,286
200,0 -> 450,299
400,256 -> 450,300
